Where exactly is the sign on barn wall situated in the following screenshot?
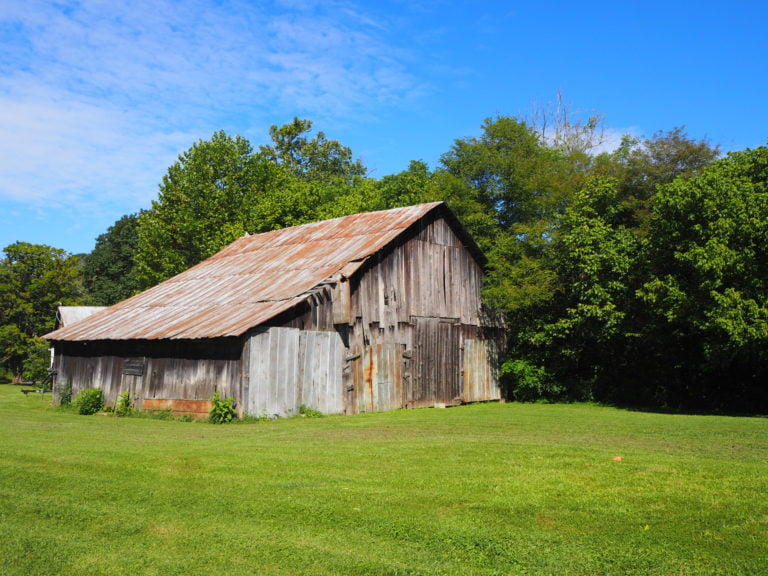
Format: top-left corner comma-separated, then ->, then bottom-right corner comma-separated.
123,357 -> 144,376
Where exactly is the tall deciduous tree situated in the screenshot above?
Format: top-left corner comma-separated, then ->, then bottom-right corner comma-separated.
83,213 -> 141,305
592,127 -> 721,232
518,177 -> 648,402
134,123 -> 371,289
640,146 -> 768,411
134,131 -> 289,289
436,116 -> 585,321
259,117 -> 366,182
0,242 -> 82,380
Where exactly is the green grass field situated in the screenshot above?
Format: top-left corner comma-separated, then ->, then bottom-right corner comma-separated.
1,384 -> 766,575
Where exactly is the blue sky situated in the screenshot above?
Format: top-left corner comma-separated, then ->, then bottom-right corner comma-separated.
1,0 -> 766,255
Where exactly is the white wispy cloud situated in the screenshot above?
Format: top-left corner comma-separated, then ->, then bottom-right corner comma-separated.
0,0 -> 425,209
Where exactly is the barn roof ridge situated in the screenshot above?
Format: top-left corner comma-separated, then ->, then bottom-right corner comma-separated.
44,202 -> 481,342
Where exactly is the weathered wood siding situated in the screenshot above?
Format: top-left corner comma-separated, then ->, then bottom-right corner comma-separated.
142,357 -> 242,406
345,343 -> 406,413
272,286 -> 336,332
351,217 -> 485,328
463,338 -> 501,402
341,215 -> 503,411
53,354 -> 125,406
246,327 -> 343,417
51,340 -> 243,410
411,317 -> 462,408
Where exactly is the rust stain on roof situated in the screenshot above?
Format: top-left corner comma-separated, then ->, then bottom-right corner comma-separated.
45,202 -> 451,342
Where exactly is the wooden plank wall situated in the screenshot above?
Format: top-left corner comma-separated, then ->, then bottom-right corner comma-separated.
53,353 -> 242,410
343,215 -> 501,408
298,330 -> 344,414
247,327 -> 343,417
463,338 -> 502,402
410,317 -> 461,408
53,355 -> 124,406
352,218 -> 485,330
143,357 -> 241,405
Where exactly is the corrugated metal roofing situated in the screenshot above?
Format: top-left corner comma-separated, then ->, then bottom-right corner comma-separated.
56,306 -> 108,327
45,202 -> 457,342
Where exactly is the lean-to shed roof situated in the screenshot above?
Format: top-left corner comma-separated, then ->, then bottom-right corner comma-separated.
55,306 -> 108,328
45,202 -> 481,342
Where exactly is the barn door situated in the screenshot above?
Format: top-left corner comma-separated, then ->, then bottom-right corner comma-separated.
412,317 -> 461,408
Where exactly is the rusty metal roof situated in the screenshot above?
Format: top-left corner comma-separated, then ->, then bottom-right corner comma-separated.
45,202 -> 467,342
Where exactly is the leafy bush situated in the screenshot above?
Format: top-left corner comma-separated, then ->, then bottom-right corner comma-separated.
115,391 -> 134,417
57,380 -> 73,406
208,391 -> 237,424
75,388 -> 104,415
298,404 -> 323,418
502,359 -> 563,402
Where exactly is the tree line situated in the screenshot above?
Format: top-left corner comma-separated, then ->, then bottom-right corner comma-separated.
2,112 -> 766,413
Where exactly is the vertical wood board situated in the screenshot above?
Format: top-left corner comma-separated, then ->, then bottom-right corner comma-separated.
247,327 -> 343,417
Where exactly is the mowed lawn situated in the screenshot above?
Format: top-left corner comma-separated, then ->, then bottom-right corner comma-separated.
1,384 -> 766,575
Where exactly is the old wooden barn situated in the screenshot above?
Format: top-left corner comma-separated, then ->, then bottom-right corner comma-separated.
44,202 -> 504,418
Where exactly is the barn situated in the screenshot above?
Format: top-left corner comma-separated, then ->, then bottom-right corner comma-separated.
44,202 -> 504,418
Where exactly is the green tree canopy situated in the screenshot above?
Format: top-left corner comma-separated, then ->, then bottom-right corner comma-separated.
639,146 -> 768,411
134,131 -> 290,288
134,123 -> 371,289
259,117 -> 366,182
435,116 -> 587,329
83,213 -> 141,305
0,242 -> 82,380
592,127 -> 721,232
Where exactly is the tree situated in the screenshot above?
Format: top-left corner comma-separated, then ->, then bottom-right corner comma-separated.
592,127 -> 721,232
133,131 -> 289,288
516,177 -> 647,402
526,89 -> 607,156
259,117 -> 366,182
618,126 -> 721,197
258,117 -> 374,221
134,124 -> 371,289
0,242 -> 82,380
370,160 -> 436,210
83,213 -> 141,305
435,116 -> 586,322
639,146 -> 768,411
438,116 -> 553,229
